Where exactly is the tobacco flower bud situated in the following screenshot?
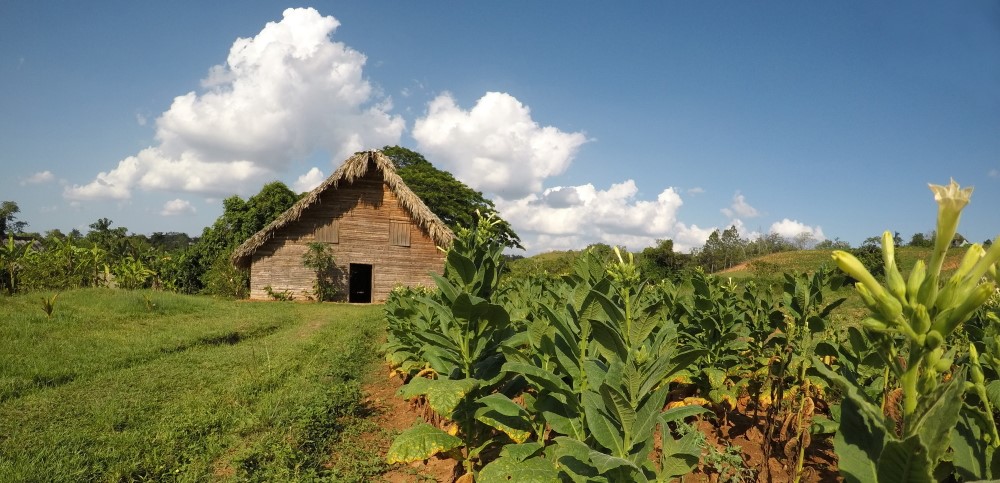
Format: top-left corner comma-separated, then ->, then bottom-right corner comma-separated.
925,330 -> 944,350
941,283 -> 996,335
969,344 -> 985,385
907,260 -> 926,304
912,304 -> 931,334
861,318 -> 890,333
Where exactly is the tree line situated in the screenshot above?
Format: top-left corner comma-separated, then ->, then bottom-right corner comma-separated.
1,146 -> 519,297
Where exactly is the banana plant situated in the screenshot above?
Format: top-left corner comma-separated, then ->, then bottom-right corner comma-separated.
112,256 -> 156,289
818,180 -> 1000,482
0,235 -> 33,294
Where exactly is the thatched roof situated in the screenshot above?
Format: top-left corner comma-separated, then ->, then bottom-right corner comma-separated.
231,150 -> 454,267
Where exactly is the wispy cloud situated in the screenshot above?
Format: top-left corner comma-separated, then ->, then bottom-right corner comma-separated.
294,167 -> 326,192
20,170 -> 54,186
721,191 -> 759,218
160,199 -> 196,216
770,218 -> 825,244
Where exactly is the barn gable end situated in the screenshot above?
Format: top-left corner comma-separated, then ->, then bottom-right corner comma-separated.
231,150 -> 453,302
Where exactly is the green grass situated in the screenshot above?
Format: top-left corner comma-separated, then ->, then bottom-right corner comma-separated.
0,289 -> 387,482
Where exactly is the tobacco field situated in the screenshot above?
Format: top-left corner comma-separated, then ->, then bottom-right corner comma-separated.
382,181 -> 1000,483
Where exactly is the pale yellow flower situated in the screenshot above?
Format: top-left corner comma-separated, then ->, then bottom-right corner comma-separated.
928,179 -> 974,277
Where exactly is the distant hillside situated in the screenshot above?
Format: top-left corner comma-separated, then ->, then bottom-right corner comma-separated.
508,245 -> 966,282
720,246 -> 964,281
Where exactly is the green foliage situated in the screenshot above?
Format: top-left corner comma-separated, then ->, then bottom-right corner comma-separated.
264,285 -> 294,301
383,145 -> 523,250
679,271 -> 752,409
40,292 -> 57,318
696,225 -> 747,272
301,242 -> 337,302
0,201 -> 27,241
815,238 -> 852,250
203,253 -> 249,299
636,238 -> 691,282
176,181 -> 298,295
909,231 -> 935,248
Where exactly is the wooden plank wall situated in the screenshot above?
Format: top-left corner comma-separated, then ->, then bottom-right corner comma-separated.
248,170 -> 446,302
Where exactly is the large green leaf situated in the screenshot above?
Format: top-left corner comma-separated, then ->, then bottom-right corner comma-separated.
876,434 -> 933,483
911,371 -> 965,465
583,390 -> 624,455
660,427 -> 701,480
951,406 -> 991,481
589,319 -> 628,362
814,360 -> 884,483
504,361 -> 573,400
475,393 -> 533,443
447,249 -> 477,287
588,449 -> 639,474
398,377 -> 480,416
478,455 -> 559,483
499,442 -> 545,462
986,380 -> 1000,409
632,386 -> 670,449
551,436 -> 604,483
386,423 -> 463,464
537,394 -> 584,438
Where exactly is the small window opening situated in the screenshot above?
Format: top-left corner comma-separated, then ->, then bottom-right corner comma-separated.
390,220 -> 410,247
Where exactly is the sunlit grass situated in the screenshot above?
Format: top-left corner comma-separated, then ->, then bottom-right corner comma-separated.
0,289 -> 386,481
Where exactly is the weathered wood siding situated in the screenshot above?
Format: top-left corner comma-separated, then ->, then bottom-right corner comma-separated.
247,170 -> 445,302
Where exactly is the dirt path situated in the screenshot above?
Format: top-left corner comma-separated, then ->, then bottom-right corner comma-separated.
364,366 -> 458,483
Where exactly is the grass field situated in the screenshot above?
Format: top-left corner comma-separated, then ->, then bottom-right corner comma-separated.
0,289 -> 388,482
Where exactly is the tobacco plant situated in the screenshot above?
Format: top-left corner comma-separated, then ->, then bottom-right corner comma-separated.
678,270 -> 751,409
761,267 -> 844,482
386,217 -> 523,476
484,249 -> 704,481
817,180 -> 1000,482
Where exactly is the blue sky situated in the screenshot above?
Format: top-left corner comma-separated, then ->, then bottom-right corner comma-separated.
2,1 -> 998,253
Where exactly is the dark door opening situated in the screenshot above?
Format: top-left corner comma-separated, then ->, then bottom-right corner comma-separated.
348,264 -> 373,303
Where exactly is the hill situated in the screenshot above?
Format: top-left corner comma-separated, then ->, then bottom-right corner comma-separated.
508,245 -> 962,283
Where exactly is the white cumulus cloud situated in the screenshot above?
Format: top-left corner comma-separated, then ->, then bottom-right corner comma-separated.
770,218 -> 825,243
721,191 -> 759,218
496,180 -> 714,253
21,170 -> 54,185
160,198 -> 196,216
66,7 -> 403,201
294,167 -> 326,192
412,91 -> 588,199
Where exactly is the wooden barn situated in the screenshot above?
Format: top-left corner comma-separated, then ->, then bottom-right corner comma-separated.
231,150 -> 454,302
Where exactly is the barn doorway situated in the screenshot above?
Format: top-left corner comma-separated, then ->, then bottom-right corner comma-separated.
348,264 -> 373,303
